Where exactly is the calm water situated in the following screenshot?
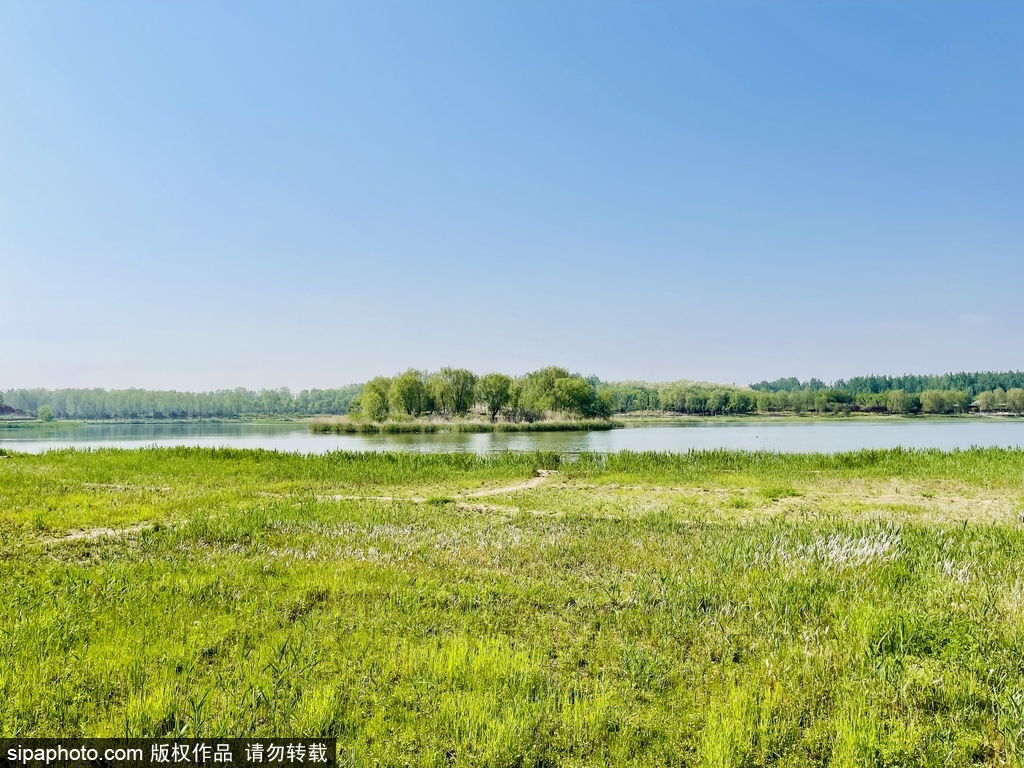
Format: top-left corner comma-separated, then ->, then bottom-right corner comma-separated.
3,419 -> 1024,455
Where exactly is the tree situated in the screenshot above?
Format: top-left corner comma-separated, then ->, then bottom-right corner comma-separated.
504,382 -> 525,421
751,377 -> 802,393
727,390 -> 755,414
553,377 -> 594,417
518,366 -> 570,415
919,389 -> 968,414
432,367 -> 477,416
886,389 -> 908,414
388,370 -> 427,417
515,367 -> 610,418
38,405 -> 54,422
357,390 -> 388,422
706,390 -> 729,415
918,390 -> 947,414
685,390 -> 707,414
994,387 -> 1007,410
358,377 -> 392,421
476,373 -> 513,422
1007,388 -> 1024,415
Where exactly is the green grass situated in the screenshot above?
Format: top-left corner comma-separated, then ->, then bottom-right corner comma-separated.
0,420 -> 75,430
3,447 -> 1024,765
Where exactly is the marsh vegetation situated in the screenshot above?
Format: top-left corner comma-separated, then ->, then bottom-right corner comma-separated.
309,419 -> 615,435
3,447 -> 1024,764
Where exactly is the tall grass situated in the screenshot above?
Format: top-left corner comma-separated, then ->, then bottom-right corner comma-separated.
566,446 -> 1024,486
309,418 -> 615,434
2,447 -> 1024,764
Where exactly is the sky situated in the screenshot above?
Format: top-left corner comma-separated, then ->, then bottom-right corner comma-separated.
2,2 -> 1021,391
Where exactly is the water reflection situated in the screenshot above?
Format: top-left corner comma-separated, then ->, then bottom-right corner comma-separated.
3,419 -> 1024,455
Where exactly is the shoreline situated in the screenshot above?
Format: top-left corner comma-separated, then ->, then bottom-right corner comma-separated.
309,418 -> 616,435
2,411 -> 1021,433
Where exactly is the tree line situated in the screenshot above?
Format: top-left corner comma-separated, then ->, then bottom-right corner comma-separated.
5,368 -> 1024,421
751,370 -> 1024,396
1,386 -> 361,420
599,381 -> 1024,415
354,366 -> 612,422
0,366 -> 613,422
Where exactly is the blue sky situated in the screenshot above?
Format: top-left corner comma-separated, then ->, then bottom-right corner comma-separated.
2,2 -> 1021,390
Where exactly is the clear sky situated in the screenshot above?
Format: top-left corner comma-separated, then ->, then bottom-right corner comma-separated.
2,2 -> 1021,390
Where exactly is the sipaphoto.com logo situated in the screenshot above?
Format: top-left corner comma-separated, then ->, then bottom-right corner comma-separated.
5,744 -> 142,765
0,740 -> 336,768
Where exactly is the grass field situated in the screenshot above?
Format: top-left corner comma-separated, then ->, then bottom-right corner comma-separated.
2,447 -> 1024,766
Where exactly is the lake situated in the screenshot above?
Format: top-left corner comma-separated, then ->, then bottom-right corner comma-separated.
3,418 -> 1024,454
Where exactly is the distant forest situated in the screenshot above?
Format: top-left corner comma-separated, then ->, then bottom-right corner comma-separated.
3,369 -> 1023,420
607,370 -> 1024,416
751,371 -> 1024,396
1,386 -> 362,421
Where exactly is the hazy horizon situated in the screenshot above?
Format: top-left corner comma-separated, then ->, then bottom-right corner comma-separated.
3,3 -> 1021,390
6,365 -> 1024,395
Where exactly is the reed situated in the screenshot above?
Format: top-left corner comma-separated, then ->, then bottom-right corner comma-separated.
3,446 -> 1024,764
309,418 -> 615,435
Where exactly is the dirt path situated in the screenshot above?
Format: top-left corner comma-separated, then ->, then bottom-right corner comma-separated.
322,469 -> 558,504
47,521 -> 157,543
462,469 -> 558,498
44,470 -> 560,544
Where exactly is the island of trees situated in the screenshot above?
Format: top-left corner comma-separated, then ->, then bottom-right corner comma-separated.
3,368 -> 1024,422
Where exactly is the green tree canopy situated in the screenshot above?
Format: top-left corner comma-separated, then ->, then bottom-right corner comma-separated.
886,389 -> 908,414
919,389 -> 970,414
476,373 -> 513,422
432,368 -> 477,416
553,377 -> 593,417
1006,388 -> 1024,414
388,370 -> 429,417
519,366 -> 571,415
358,377 -> 392,421
706,390 -> 729,415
